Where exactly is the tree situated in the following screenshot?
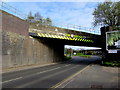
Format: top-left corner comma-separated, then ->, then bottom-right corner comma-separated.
26,11 -> 35,23
26,11 -> 53,26
64,48 -> 73,56
93,2 -> 120,28
44,17 -> 52,26
34,12 -> 43,24
27,11 -> 34,19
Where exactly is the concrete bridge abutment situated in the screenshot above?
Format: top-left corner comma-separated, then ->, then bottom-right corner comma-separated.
1,11 -> 64,70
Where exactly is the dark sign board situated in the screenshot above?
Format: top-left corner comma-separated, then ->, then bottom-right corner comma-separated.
106,30 -> 120,50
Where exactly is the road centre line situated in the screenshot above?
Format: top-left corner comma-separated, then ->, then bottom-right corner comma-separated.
2,64 -> 71,83
15,65 -> 80,88
49,65 -> 90,89
2,77 -> 23,83
37,64 -> 71,74
37,67 -> 61,74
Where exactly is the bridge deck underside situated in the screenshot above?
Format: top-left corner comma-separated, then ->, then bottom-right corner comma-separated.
29,32 -> 101,47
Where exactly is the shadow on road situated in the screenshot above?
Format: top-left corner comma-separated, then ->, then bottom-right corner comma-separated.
2,56 -> 102,74
62,55 -> 102,65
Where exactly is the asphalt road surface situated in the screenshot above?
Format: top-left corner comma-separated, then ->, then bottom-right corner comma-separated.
2,56 -> 101,89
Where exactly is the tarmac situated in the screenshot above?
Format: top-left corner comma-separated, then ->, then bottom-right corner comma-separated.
2,56 -> 120,89
2,63 -> 57,73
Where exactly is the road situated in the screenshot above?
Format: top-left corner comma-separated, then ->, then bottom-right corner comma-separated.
2,56 -> 101,89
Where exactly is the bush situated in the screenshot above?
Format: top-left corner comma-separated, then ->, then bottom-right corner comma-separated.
64,56 -> 71,61
103,61 -> 120,67
73,53 -> 91,58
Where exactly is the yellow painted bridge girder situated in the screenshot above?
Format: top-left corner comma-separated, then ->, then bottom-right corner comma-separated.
37,33 -> 94,42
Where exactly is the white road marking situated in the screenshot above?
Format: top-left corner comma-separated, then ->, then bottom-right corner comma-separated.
16,65 -> 79,88
65,64 -> 71,66
2,77 -> 23,83
37,67 -> 61,74
37,64 -> 71,74
2,64 -> 72,83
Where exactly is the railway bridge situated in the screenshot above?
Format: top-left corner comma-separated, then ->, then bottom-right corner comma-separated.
1,10 -> 101,69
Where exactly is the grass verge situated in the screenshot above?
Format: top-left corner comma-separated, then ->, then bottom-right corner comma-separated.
103,60 -> 120,67
64,56 -> 72,61
73,53 -> 91,58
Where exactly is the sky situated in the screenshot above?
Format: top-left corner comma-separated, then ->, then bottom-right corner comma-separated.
1,0 -> 117,50
1,0 -> 119,32
65,45 -> 101,50
1,1 -> 102,34
6,2 -> 97,26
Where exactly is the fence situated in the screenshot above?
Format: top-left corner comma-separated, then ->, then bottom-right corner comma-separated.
0,1 -> 27,20
52,22 -> 101,35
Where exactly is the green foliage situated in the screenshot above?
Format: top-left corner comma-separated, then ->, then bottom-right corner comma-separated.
73,53 -> 91,58
107,32 -> 120,46
64,56 -> 71,61
93,2 -> 120,27
64,48 -> 73,56
27,11 -> 34,19
103,60 -> 120,67
42,17 -> 52,26
85,51 -> 93,55
26,11 -> 52,26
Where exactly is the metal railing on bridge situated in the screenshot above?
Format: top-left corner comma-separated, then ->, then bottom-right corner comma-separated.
0,1 -> 27,20
0,1 -> 101,35
52,22 -> 101,35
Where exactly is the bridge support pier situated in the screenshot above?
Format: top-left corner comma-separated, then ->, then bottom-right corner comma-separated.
1,11 -> 64,70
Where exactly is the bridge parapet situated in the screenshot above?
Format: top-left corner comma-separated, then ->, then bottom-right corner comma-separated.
29,24 -> 100,43
29,24 -> 97,38
30,29 -> 93,43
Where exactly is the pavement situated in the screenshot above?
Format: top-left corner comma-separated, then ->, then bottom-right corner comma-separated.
57,64 -> 119,89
